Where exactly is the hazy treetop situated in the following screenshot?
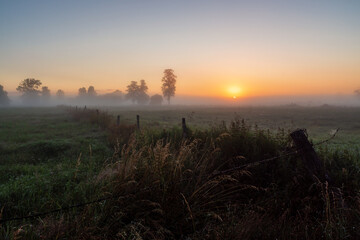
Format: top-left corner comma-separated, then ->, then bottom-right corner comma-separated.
16,78 -> 42,94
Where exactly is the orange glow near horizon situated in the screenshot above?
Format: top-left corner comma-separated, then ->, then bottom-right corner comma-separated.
227,86 -> 242,98
1,2 -> 360,100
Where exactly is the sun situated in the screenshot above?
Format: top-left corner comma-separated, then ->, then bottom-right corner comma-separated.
227,86 -> 241,99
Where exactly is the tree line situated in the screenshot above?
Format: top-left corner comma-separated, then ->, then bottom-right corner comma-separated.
0,69 -> 176,106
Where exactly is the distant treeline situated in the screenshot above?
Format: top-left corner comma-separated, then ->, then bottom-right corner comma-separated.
0,69 -> 176,106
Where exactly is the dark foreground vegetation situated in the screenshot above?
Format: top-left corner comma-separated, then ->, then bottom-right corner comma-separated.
0,107 -> 359,239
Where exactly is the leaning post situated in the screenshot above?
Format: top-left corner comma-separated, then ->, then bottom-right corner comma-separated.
117,115 -> 120,126
290,129 -> 329,182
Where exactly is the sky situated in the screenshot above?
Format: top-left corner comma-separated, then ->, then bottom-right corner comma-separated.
0,0 -> 359,99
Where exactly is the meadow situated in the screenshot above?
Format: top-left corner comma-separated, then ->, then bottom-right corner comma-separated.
104,105 -> 360,147
0,105 -> 359,239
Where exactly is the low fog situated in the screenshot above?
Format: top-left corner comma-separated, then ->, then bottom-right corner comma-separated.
3,93 -> 360,108
1,78 -> 360,108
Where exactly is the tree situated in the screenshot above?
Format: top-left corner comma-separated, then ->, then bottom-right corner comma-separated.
56,89 -> 65,98
87,86 -> 97,97
125,81 -> 140,103
161,69 -> 176,104
149,94 -> 163,105
0,84 -> 10,106
16,78 -> 42,104
125,80 -> 149,104
138,80 -> 149,105
16,78 -> 42,94
78,87 -> 87,97
42,86 -> 51,98
355,89 -> 360,96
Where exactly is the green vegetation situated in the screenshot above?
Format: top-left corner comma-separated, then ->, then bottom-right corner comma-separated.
0,107 -> 111,233
0,106 -> 359,239
104,105 -> 360,147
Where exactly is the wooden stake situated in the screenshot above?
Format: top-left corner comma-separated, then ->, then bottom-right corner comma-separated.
182,118 -> 187,137
290,129 -> 329,182
136,115 -> 140,129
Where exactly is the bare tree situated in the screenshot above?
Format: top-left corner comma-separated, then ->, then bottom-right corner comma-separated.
0,84 -> 10,106
161,69 -> 176,104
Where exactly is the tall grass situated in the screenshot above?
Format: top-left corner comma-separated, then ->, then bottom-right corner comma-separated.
3,107 -> 360,239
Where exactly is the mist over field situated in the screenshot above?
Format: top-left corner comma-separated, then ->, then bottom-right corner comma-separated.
1,0 -> 360,239
4,93 -> 360,107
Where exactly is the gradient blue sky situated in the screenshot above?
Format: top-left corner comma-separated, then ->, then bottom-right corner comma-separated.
1,0 -> 359,97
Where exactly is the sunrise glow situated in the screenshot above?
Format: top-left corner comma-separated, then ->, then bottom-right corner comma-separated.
227,86 -> 242,99
0,1 -> 359,100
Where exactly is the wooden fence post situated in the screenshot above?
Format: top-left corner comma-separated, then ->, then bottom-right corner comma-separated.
117,115 -> 120,126
136,115 -> 140,130
290,129 -> 329,182
96,109 -> 99,125
182,118 -> 187,137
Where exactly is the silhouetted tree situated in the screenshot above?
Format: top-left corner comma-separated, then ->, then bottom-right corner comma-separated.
16,78 -> 42,104
149,94 -> 163,105
78,87 -> 87,97
87,86 -> 97,97
42,86 -> 51,98
56,89 -> 65,98
161,69 -> 176,104
126,81 -> 140,103
126,80 -> 149,104
0,84 -> 10,106
138,80 -> 149,104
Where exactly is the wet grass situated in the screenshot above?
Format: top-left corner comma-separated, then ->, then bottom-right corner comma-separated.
0,107 -> 112,228
0,106 -> 359,239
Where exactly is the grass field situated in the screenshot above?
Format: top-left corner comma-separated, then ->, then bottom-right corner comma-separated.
0,106 -> 359,239
103,105 -> 360,147
0,107 -> 111,230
